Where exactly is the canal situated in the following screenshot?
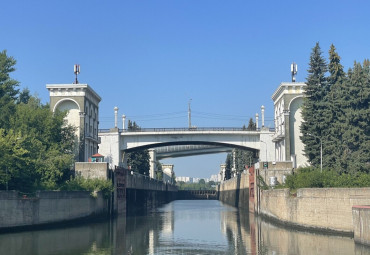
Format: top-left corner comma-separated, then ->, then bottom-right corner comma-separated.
1,200 -> 369,255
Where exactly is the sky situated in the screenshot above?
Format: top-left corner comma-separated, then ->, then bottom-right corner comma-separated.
1,1 -> 369,179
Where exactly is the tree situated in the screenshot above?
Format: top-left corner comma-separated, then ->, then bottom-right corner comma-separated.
224,153 -> 232,180
0,50 -> 19,129
246,117 -> 256,131
326,44 -> 347,170
156,160 -> 163,180
17,88 -> 31,104
339,61 -> 370,173
9,96 -> 75,190
301,42 -> 329,167
126,120 -> 150,175
227,119 -> 257,177
0,95 -> 76,191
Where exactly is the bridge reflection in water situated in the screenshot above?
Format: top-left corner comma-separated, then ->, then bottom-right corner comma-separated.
0,200 -> 368,255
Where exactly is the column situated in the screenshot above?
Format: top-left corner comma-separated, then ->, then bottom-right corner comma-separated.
148,149 -> 156,179
122,114 -> 126,130
114,106 -> 119,128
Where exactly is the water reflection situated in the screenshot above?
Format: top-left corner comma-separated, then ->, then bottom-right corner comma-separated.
1,200 -> 370,255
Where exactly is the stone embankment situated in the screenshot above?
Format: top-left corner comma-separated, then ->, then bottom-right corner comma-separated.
125,172 -> 177,213
352,205 -> 370,246
218,172 -> 249,210
218,172 -> 370,237
260,188 -> 370,234
0,190 -> 107,230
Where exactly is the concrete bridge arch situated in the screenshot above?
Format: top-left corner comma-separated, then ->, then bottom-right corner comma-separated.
98,128 -> 275,177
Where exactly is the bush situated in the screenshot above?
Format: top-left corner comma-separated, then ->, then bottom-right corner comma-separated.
283,167 -> 370,190
60,177 -> 113,199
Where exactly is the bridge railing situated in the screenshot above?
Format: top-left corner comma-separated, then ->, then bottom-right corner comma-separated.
99,127 -> 275,133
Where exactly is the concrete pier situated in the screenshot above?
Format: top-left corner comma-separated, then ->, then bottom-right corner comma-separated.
353,205 -> 370,246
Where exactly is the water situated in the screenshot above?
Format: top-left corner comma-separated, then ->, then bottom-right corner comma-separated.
1,200 -> 369,255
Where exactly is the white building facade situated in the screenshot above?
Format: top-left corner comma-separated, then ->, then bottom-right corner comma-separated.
46,84 -> 101,162
271,82 -> 308,168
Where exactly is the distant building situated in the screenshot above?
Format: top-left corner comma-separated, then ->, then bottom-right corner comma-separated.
210,174 -> 221,183
271,82 -> 308,168
162,164 -> 174,184
46,83 -> 101,162
219,164 -> 226,181
176,176 -> 193,183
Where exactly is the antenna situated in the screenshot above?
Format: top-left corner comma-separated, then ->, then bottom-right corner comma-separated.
188,99 -> 192,129
291,62 -> 297,82
74,64 -> 80,84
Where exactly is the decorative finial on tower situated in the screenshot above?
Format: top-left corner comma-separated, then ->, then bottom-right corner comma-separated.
114,107 -> 119,128
122,114 -> 126,130
74,64 -> 80,84
291,62 -> 297,82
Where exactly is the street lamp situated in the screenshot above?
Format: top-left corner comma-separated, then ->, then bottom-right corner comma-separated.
307,133 -> 322,172
260,140 -> 267,162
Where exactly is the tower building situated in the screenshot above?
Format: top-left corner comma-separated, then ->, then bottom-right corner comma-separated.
46,83 -> 101,162
271,63 -> 308,168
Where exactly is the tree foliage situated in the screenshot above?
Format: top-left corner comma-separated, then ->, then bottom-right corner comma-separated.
0,50 -> 19,129
61,176 -> 113,199
126,120 -> 150,175
300,42 -> 329,167
0,50 -> 76,192
301,43 -> 369,174
224,118 -> 257,180
176,180 -> 216,190
284,167 -> 370,190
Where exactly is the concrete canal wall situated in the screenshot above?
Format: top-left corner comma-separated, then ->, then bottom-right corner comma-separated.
125,172 -> 177,213
352,205 -> 370,246
0,191 -> 108,230
218,172 -> 249,210
260,188 -> 370,234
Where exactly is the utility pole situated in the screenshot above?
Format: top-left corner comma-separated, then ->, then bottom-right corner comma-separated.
188,99 -> 192,129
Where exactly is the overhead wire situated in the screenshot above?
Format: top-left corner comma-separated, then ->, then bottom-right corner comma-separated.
99,110 -> 274,124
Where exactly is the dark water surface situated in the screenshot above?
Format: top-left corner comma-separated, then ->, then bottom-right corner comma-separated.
1,200 -> 369,255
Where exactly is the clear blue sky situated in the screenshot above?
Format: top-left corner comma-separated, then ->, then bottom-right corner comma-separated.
1,1 -> 369,179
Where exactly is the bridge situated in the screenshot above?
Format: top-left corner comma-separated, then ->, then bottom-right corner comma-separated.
177,190 -> 218,200
98,127 -> 275,178
155,144 -> 233,159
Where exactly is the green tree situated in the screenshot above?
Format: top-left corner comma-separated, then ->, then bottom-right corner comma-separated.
126,120 -> 150,175
0,50 -> 19,129
17,88 -> 31,104
227,119 -> 256,176
301,42 -> 329,167
340,61 -> 370,173
246,117 -> 256,131
326,44 -> 347,170
224,153 -> 232,180
156,160 -> 163,180
0,129 -> 31,191
8,96 -> 76,190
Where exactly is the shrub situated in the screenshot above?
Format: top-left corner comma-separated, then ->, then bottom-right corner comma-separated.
282,167 -> 370,190
61,177 -> 113,199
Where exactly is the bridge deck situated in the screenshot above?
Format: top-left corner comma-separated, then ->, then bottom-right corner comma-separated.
177,190 -> 218,200
99,127 -> 275,133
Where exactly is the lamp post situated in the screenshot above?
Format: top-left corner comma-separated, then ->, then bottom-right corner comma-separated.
260,140 -> 267,162
307,133 -> 322,172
